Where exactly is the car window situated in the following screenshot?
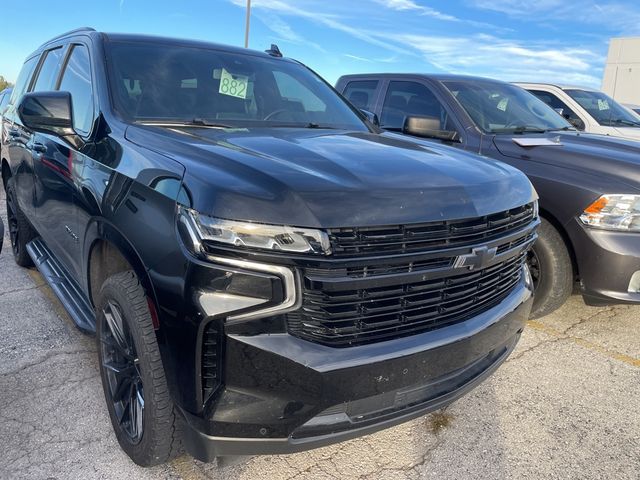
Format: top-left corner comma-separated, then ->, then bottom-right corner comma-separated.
8,57 -> 38,106
58,44 -> 94,134
528,89 -> 584,130
32,47 -> 65,92
107,41 -> 368,131
343,80 -> 378,111
0,93 -> 7,113
443,81 -> 571,133
381,81 -> 454,131
564,89 -> 640,128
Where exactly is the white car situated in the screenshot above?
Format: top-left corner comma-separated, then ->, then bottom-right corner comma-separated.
515,83 -> 640,141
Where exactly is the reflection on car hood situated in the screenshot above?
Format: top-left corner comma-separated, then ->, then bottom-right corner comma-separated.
126,125 -> 535,227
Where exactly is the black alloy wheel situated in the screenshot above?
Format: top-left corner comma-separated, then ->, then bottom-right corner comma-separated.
100,300 -> 145,444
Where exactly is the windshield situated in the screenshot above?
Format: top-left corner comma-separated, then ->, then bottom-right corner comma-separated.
106,41 -> 368,131
442,81 -> 572,134
564,89 -> 640,127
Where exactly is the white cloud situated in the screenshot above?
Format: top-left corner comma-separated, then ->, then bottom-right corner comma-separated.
469,0 -> 640,35
372,0 -> 459,21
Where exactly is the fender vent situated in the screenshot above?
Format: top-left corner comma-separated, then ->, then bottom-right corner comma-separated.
201,321 -> 222,403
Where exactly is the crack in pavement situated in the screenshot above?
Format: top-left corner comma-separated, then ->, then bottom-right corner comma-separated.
0,348 -> 96,376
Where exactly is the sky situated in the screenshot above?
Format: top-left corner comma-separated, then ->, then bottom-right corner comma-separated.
1,0 -> 639,87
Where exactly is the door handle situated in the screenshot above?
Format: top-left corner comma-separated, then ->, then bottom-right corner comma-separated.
31,142 -> 46,153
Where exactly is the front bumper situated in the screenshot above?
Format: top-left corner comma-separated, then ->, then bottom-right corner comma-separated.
179,279 -> 532,461
568,219 -> 640,305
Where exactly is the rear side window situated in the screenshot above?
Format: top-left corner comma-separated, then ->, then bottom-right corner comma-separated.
528,89 -> 583,130
0,93 -> 8,112
32,47 -> 65,92
58,44 -> 94,134
8,57 -> 38,106
381,81 -> 454,131
343,80 -> 378,111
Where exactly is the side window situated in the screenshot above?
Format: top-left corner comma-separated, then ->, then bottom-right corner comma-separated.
32,47 -> 65,92
343,80 -> 378,111
8,56 -> 39,106
528,90 -> 583,129
58,44 -> 94,134
381,81 -> 454,131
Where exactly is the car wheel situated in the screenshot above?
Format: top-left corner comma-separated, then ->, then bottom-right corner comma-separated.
97,270 -> 182,466
5,177 -> 35,267
528,218 -> 573,319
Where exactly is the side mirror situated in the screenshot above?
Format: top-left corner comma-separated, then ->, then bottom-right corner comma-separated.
360,109 -> 380,127
18,91 -> 74,137
568,117 -> 585,131
403,115 -> 460,142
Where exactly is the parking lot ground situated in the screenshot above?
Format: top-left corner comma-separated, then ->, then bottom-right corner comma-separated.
1,186 -> 639,479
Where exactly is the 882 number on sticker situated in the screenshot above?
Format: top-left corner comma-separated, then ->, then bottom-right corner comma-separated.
219,68 -> 248,99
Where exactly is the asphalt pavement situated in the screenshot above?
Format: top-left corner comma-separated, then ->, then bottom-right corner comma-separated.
0,186 -> 638,479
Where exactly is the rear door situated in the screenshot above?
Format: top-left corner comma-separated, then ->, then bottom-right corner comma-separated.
3,56 -> 40,219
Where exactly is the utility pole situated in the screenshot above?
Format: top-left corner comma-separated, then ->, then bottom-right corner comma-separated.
244,0 -> 251,48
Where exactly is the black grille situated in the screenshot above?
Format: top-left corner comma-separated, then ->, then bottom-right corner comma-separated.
329,203 -> 535,257
201,321 -> 222,403
287,252 -> 529,347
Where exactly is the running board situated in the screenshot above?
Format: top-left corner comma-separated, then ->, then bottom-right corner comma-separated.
26,237 -> 96,333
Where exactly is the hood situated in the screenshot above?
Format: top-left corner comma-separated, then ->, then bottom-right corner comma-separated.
126,126 -> 535,228
493,131 -> 640,191
612,127 -> 640,141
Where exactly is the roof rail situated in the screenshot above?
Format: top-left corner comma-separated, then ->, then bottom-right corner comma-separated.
47,27 -> 96,43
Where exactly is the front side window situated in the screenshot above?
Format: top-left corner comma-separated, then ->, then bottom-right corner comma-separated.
343,80 -> 378,111
32,47 -> 65,92
528,89 -> 584,130
58,44 -> 94,134
381,81 -> 454,131
565,89 -> 640,127
9,57 -> 38,106
443,81 -> 571,134
106,41 -> 368,131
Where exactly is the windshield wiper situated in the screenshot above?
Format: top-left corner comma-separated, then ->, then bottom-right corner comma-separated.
139,118 -> 233,128
546,126 -> 576,132
492,126 -> 547,134
609,118 -> 640,127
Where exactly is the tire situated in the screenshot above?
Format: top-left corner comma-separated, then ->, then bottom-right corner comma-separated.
96,271 -> 182,466
528,218 -> 573,319
5,177 -> 35,267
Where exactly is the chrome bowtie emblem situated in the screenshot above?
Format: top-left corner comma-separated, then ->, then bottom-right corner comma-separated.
453,246 -> 497,270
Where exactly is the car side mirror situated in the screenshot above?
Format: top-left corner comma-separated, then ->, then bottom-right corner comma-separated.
17,91 -> 74,137
403,115 -> 460,142
360,109 -> 380,127
568,117 -> 585,131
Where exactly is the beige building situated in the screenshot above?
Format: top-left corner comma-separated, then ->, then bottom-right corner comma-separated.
602,37 -> 640,105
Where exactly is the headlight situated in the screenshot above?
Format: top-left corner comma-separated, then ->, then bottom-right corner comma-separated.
579,195 -> 640,232
178,206 -> 331,255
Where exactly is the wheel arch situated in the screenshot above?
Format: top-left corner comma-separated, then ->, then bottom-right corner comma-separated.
85,219 -> 159,327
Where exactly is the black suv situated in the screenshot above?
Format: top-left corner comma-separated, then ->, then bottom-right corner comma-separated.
337,74 -> 640,318
2,30 -> 538,466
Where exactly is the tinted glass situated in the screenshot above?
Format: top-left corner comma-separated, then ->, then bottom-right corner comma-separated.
565,89 -> 640,127
107,42 -> 368,131
9,57 -> 38,105
443,81 -> 571,133
381,81 -> 454,131
0,93 -> 7,113
528,89 -> 583,129
32,48 -> 65,92
343,80 -> 378,111
59,44 -> 94,134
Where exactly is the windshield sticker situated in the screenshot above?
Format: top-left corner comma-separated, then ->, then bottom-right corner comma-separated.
597,99 -> 610,111
219,68 -> 248,100
497,98 -> 509,112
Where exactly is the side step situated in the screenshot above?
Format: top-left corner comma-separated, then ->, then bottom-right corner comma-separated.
27,237 -> 96,333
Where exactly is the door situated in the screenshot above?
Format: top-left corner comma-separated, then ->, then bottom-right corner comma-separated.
3,55 -> 39,219
34,43 -> 96,279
